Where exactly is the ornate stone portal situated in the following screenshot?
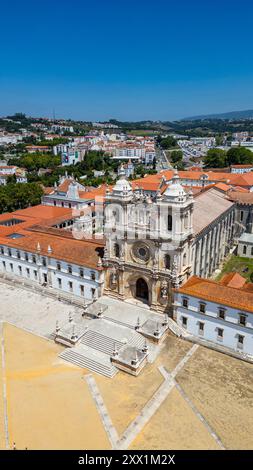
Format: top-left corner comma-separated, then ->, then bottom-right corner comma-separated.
103,168 -> 194,315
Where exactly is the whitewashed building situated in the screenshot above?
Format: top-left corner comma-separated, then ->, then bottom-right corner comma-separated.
0,229 -> 104,301
174,274 -> 253,356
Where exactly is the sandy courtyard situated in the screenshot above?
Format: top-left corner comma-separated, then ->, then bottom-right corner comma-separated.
0,319 -> 253,450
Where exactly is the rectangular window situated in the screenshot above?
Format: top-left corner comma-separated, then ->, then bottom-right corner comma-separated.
217,328 -> 223,340
199,322 -> 204,335
91,271 -> 96,281
69,281 -> 73,292
218,308 -> 225,320
79,268 -> 84,278
91,287 -> 96,298
18,265 -> 22,274
243,245 -> 247,255
238,335 -> 244,349
239,314 -> 246,326
17,251 -> 21,259
34,270 -> 37,279
182,297 -> 189,308
240,211 -> 244,222
199,303 -> 206,314
26,268 -> 30,278
42,257 -> 47,267
80,285 -> 84,296
0,247 -> 4,255
2,261 -> 6,269
182,316 -> 187,327
57,262 -> 61,271
8,248 -> 12,257
10,263 -> 13,272
25,253 -> 29,262
57,278 -> 62,288
32,255 -> 36,263
68,265 -> 72,274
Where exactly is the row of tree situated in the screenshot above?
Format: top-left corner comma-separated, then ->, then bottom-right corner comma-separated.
8,153 -> 61,171
204,146 -> 253,168
0,183 -> 43,214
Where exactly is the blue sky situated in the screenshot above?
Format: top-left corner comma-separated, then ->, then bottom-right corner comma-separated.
1,0 -> 253,121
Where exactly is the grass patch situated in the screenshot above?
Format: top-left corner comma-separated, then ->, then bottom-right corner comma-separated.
216,254 -> 253,282
127,130 -> 156,136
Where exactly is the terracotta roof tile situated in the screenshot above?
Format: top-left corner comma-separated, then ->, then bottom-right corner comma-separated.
177,275 -> 253,314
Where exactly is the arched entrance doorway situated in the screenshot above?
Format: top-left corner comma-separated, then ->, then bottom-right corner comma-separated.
136,278 -> 149,303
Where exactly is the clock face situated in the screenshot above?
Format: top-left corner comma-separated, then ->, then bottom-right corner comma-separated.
132,242 -> 150,263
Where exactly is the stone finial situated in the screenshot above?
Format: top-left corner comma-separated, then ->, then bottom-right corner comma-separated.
154,322 -> 160,337
97,306 -> 103,317
163,313 -> 169,326
142,340 -> 149,354
135,316 -> 141,330
156,188 -> 162,200
71,324 -> 77,341
131,348 -> 139,366
55,320 -> 60,334
47,245 -> 52,254
112,342 -> 118,357
36,242 -> 41,253
97,256 -> 102,267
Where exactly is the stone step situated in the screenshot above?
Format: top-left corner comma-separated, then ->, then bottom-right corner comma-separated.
103,315 -> 137,330
167,318 -> 189,338
128,333 -> 145,349
81,330 -> 125,356
59,348 -> 117,378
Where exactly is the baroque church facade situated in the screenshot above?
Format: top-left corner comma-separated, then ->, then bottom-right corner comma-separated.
102,168 -> 237,313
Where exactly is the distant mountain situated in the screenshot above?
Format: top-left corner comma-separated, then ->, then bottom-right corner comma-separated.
181,109 -> 253,121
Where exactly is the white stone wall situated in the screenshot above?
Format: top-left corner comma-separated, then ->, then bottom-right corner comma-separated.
0,247 -> 104,300
175,293 -> 253,356
238,241 -> 253,258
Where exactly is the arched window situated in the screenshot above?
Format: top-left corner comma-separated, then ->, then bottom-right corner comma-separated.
164,254 -> 171,269
168,214 -> 172,231
114,243 -> 120,258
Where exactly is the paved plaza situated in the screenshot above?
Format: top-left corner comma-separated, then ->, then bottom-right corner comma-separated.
0,281 -> 253,450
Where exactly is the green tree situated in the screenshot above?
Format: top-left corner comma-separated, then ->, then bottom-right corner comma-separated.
203,148 -> 227,168
226,147 -> 253,166
160,136 -> 177,149
170,150 -> 183,164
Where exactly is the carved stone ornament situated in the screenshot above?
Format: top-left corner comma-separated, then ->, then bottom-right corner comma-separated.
110,267 -> 118,288
160,279 -> 168,299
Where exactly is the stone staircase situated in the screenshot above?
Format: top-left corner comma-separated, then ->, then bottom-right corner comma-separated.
59,344 -> 118,378
167,318 -> 189,338
81,330 -> 125,356
81,325 -> 145,354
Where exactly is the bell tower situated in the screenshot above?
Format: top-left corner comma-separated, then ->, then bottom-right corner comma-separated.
157,169 -> 194,284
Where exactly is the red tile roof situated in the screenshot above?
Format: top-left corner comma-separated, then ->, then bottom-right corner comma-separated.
177,275 -> 253,314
